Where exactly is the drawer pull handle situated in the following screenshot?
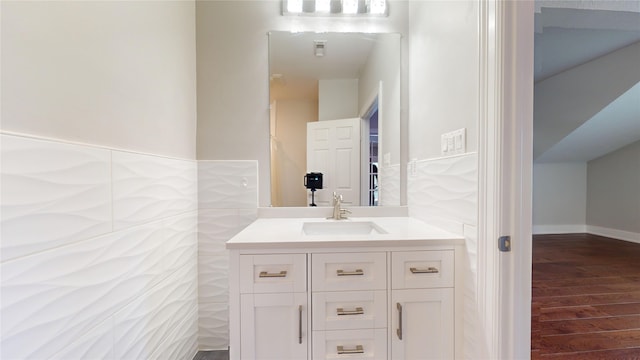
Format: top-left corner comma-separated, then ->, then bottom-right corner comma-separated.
337,269 -> 364,276
336,307 -> 364,316
397,302 -> 403,340
259,270 -> 287,278
410,266 -> 439,274
337,345 -> 364,355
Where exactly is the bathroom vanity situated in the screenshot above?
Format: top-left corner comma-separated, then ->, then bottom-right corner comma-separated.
226,217 -> 464,360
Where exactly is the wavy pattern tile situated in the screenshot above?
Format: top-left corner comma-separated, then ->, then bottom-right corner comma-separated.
379,164 -> 401,206
198,161 -> 258,209
50,318 -> 115,360
114,260 -> 197,360
198,210 -> 242,256
0,222 -> 166,359
155,307 -> 199,360
112,151 -> 197,230
462,224 -> 482,358
198,254 -> 229,304
408,153 -> 478,233
198,209 -> 257,256
198,302 -> 230,350
0,134 -> 112,262
164,212 -> 198,274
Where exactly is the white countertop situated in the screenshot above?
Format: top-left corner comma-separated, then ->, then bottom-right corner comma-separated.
226,217 -> 464,249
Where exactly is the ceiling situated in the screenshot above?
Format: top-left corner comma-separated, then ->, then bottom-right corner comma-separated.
269,32 -> 377,100
534,3 -> 640,163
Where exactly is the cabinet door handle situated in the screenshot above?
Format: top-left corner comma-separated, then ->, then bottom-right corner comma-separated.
337,345 -> 364,354
259,270 -> 287,278
336,307 -> 364,316
337,269 -> 364,276
410,266 -> 439,274
298,305 -> 303,344
396,302 -> 403,340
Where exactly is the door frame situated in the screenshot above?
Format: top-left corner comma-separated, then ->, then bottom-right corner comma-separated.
477,1 -> 534,359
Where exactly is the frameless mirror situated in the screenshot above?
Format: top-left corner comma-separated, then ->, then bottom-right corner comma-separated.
269,31 -> 401,207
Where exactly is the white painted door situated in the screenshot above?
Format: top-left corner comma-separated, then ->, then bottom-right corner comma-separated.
307,118 -> 361,206
391,289 -> 454,360
240,293 -> 308,360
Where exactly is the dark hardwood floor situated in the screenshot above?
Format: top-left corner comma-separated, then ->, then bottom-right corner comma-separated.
532,233 -> 640,359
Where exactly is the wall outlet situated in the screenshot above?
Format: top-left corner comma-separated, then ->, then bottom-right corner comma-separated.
409,159 -> 418,177
441,128 -> 466,156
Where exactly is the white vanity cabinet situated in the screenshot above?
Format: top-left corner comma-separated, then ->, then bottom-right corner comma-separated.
312,252 -> 388,359
237,254 -> 309,360
390,251 -> 455,359
229,247 -> 460,360
227,216 -> 463,360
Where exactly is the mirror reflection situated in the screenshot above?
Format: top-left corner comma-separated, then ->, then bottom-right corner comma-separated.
269,31 -> 401,207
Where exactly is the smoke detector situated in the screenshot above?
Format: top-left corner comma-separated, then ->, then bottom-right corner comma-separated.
314,40 -> 327,57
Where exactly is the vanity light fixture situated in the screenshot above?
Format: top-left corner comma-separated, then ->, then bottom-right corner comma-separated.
368,0 -> 386,15
287,0 -> 303,14
315,0 -> 331,13
341,0 -> 358,14
282,0 -> 388,16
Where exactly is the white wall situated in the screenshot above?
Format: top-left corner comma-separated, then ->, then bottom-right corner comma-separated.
196,0 -> 409,207
532,162 -> 587,234
318,79 -> 359,121
587,140 -> 640,239
272,99 -> 318,206
1,1 -> 197,159
408,1 -> 478,161
1,2 -> 198,358
407,1 -> 483,358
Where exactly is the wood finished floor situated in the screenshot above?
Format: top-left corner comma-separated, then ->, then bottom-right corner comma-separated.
532,234 -> 640,359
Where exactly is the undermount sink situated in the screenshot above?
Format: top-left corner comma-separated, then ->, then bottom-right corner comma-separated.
302,221 -> 388,236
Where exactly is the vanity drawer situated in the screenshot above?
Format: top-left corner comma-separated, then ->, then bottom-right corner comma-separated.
239,254 -> 306,294
312,252 -> 386,292
313,329 -> 387,360
392,250 -> 454,289
312,291 -> 387,331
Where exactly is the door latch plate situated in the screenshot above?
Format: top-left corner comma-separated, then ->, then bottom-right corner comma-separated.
498,236 -> 511,252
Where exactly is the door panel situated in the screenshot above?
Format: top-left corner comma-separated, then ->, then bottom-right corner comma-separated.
307,118 -> 361,206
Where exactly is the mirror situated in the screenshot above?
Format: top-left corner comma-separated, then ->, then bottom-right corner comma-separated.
269,31 -> 401,207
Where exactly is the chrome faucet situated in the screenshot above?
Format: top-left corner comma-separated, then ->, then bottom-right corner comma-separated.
329,192 -> 351,220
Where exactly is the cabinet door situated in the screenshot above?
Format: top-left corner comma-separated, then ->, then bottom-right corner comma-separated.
240,293 -> 308,360
391,289 -> 454,360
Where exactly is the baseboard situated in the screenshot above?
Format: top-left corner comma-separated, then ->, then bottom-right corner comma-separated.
586,225 -> 640,244
532,224 -> 587,235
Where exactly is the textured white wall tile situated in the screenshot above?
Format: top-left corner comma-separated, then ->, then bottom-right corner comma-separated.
408,153 -> 478,231
1,223 -> 165,360
50,318 -> 115,360
154,307 -> 199,360
114,259 -> 197,360
237,209 -> 258,227
198,254 -> 229,304
0,134 -> 112,262
164,212 -> 198,274
198,209 -> 257,256
379,164 -> 401,206
198,210 -> 242,256
112,151 -> 197,229
198,161 -> 258,209
198,302 -> 229,350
